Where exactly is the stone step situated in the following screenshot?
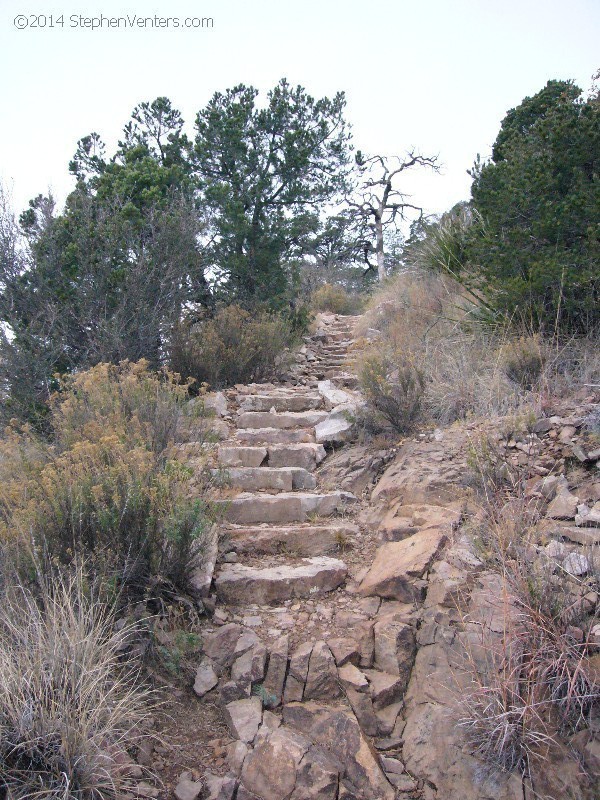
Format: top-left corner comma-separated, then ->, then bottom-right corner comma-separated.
219,443 -> 326,470
218,491 -> 356,524
222,522 -> 360,555
238,394 -> 323,413
215,557 -> 348,604
323,372 -> 359,388
235,428 -> 316,445
218,445 -> 268,468
214,466 -> 316,492
314,360 -> 349,368
266,443 -> 326,470
236,410 -> 328,430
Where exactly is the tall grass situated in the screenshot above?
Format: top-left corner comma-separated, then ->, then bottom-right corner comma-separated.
356,269 -> 600,429
0,570 -> 152,798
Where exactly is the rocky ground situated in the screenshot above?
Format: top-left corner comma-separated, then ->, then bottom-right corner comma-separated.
126,313 -> 599,800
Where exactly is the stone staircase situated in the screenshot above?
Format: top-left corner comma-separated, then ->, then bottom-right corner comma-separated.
213,314 -> 361,607
181,314 -> 422,800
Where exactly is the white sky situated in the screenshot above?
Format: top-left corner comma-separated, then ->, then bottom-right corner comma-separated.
1,0 -> 598,218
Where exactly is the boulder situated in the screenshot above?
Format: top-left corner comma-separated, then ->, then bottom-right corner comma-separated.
231,642 -> 268,685
240,726 -> 310,800
218,446 -> 267,468
315,405 -> 357,444
283,702 -> 394,800
189,524 -> 218,597
359,529 -> 448,601
344,687 -> 379,736
193,658 -> 218,697
338,663 -> 369,693
223,697 -> 263,743
227,740 -> 249,775
204,773 -> 237,800
290,745 -> 340,800
373,618 -> 416,686
317,380 -> 356,410
547,490 -> 580,520
284,642 -> 313,703
203,392 -> 228,417
174,774 -> 203,800
203,623 -> 243,668
262,635 -> 289,708
215,558 -> 347,605
304,641 -> 342,700
327,637 -> 362,667
363,670 -> 406,710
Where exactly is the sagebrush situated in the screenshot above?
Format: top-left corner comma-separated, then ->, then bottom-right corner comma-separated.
0,361 -> 214,597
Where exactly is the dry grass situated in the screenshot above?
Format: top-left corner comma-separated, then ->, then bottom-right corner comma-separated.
0,570 -> 152,799
356,269 -> 600,429
311,283 -> 364,316
455,437 -> 600,779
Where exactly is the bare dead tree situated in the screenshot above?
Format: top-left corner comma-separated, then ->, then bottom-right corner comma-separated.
348,151 -> 440,281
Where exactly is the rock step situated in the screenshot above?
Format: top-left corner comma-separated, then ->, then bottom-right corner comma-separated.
237,394 -> 323,413
213,466 -> 316,492
235,428 -> 316,445
236,410 -> 328,430
215,556 -> 348,604
322,372 -> 359,388
218,491 -> 356,524
218,443 -> 326,470
222,522 -> 360,555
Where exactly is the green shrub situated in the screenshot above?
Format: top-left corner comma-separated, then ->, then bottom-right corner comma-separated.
311,283 -> 363,315
170,305 -> 296,389
0,570 -> 151,798
358,349 -> 425,434
0,361 -> 214,597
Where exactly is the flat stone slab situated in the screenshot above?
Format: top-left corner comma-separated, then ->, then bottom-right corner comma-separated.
238,394 -> 323,413
224,523 -> 359,556
236,428 -> 316,445
359,528 -> 448,602
215,557 -> 348,604
219,446 -> 268,468
237,411 -> 328,430
224,697 -> 263,742
219,491 -> 352,524
267,443 -> 326,470
215,467 -> 316,492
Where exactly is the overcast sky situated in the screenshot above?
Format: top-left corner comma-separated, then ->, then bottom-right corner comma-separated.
1,0 -> 598,217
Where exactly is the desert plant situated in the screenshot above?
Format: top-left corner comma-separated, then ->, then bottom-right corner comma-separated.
0,361 -> 214,597
499,335 -> 546,389
358,349 -> 425,434
0,570 -> 151,798
311,283 -> 363,315
170,305 -> 297,389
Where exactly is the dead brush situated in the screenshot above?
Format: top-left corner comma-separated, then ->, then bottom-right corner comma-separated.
0,569 -> 154,799
456,426 -> 599,777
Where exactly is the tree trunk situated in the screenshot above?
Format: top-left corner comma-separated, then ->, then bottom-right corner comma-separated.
375,214 -> 385,282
